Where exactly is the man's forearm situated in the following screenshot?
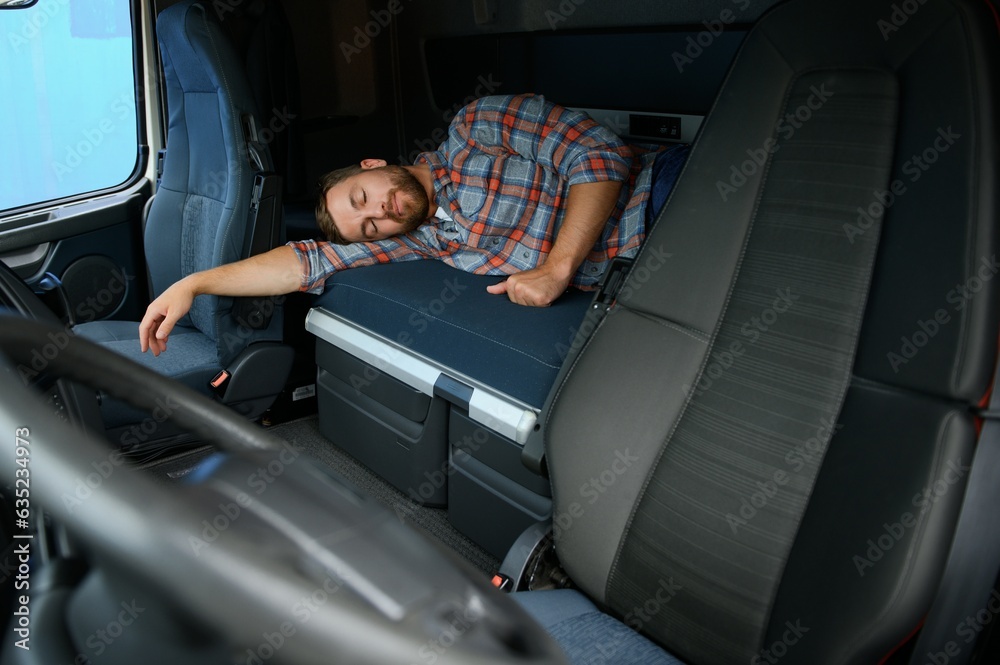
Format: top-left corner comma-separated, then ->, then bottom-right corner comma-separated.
544,180 -> 624,279
183,245 -> 302,297
486,179 -> 623,307
139,245 -> 302,355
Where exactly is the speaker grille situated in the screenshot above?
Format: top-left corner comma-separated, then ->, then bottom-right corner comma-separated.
62,256 -> 128,323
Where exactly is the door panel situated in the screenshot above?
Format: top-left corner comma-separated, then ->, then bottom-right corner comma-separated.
0,182 -> 151,325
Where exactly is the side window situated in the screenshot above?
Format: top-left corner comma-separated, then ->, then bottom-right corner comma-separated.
0,0 -> 139,213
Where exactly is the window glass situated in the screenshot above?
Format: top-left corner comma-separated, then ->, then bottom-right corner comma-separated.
0,0 -> 138,212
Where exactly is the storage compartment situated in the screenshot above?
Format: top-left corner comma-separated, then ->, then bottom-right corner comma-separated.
447,409 -> 551,559
315,341 -> 449,506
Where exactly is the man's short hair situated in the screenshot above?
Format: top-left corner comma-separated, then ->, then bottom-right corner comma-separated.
315,165 -> 364,244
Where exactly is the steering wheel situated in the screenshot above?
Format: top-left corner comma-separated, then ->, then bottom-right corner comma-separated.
0,304 -> 565,663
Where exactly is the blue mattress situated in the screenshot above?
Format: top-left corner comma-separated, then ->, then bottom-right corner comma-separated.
311,260 -> 591,409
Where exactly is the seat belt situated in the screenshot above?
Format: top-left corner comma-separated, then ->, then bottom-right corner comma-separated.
908,350 -> 1000,665
231,114 -> 283,332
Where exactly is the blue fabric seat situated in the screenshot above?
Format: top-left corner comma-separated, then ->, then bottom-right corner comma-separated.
75,0 -> 288,433
73,321 -> 219,429
513,590 -> 684,664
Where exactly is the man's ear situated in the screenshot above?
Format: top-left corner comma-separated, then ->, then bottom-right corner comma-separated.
359,158 -> 387,170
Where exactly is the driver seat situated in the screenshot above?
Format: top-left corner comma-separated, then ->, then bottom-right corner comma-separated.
511,0 -> 1000,662
75,0 -> 292,440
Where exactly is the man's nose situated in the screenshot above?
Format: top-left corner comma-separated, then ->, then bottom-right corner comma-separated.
368,198 -> 388,218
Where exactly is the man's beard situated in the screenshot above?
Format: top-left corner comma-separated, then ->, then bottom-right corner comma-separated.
383,165 -> 430,231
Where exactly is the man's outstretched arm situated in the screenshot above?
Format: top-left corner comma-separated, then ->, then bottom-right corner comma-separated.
487,179 -> 623,306
139,245 -> 301,356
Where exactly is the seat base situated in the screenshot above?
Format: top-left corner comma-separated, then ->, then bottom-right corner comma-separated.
75,320 -> 292,442
75,320 -> 220,430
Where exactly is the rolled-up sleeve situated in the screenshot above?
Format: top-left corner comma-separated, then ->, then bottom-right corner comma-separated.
285,237 -> 428,294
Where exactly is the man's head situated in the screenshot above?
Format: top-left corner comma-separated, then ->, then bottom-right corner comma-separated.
315,159 -> 430,244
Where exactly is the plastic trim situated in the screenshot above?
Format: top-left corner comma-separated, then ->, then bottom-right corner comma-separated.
305,307 -> 538,443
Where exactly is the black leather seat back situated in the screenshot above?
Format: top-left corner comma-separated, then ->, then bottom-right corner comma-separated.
544,0 -> 999,662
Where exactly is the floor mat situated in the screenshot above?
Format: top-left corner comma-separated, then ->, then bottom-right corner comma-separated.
263,416 -> 501,576
140,415 -> 502,576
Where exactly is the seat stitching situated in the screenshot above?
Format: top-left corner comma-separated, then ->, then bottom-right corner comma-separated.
200,4 -> 245,350
620,306 -> 711,344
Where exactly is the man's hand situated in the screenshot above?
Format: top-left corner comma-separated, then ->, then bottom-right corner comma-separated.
136,246 -> 302,356
487,180 -> 622,307
487,263 -> 572,307
139,279 -> 195,356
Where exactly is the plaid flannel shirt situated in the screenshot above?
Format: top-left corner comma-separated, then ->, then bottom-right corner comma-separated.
288,93 -> 660,294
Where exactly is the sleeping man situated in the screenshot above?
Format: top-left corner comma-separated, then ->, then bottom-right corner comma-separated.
138,93 -> 688,356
